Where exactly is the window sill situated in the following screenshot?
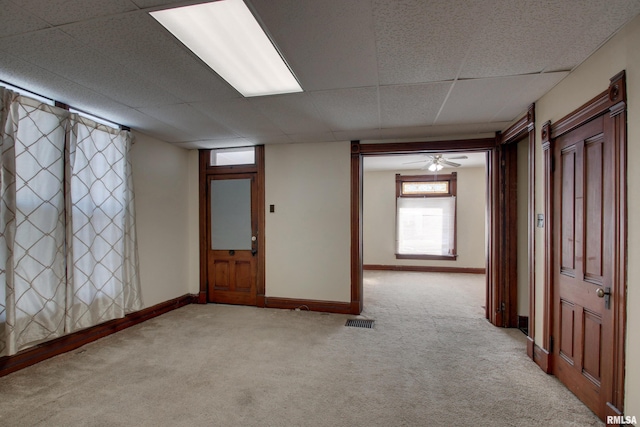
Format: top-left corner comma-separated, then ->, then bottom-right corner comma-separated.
395,253 -> 458,261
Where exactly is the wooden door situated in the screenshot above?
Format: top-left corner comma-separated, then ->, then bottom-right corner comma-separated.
552,115 -> 613,418
207,173 -> 258,305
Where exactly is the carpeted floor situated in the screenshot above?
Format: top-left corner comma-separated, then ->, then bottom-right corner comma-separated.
0,271 -> 603,426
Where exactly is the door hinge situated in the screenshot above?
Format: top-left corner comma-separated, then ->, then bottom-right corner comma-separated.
549,336 -> 554,353
501,302 -> 506,312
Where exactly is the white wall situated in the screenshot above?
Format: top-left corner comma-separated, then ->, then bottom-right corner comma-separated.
534,14 -> 640,415
363,167 -> 486,269
265,141 -> 351,302
131,132 -> 197,307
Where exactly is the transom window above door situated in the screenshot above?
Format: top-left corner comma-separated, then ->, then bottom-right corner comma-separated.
209,146 -> 256,166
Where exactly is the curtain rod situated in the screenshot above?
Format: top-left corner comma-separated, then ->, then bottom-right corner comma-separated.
1,79 -> 129,131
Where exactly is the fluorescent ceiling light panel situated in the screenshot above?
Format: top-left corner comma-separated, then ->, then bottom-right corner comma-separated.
150,0 -> 302,97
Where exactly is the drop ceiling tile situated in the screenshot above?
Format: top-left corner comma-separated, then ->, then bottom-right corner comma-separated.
490,72 -> 569,122
437,73 -> 568,125
190,98 -> 283,137
249,93 -> 331,134
309,87 -> 380,131
2,29 -> 181,107
130,0 -> 205,8
286,132 -> 337,144
86,106 -> 187,142
547,1 -> 640,72
0,51 -> 127,111
436,76 -> 528,124
372,0 -> 485,85
17,0 -> 138,25
62,13 -> 240,102
333,129 -> 388,141
172,138 -> 255,150
250,0 -> 379,91
137,103 -> 237,141
250,134 -> 293,145
460,0 -> 602,79
379,82 -> 452,128
0,0 -> 50,37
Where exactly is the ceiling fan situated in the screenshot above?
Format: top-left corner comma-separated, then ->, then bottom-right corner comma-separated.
404,154 -> 468,171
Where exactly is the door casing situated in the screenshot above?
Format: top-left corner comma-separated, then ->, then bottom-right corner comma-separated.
351,135 -> 529,326
539,71 -> 627,418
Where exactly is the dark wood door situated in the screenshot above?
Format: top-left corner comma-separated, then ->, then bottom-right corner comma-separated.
207,173 -> 258,305
553,115 -> 614,418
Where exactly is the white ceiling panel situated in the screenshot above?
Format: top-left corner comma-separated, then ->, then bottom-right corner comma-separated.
379,83 -> 452,128
137,103 -> 236,141
0,0 -> 50,38
460,0 -> 601,78
124,109 -> 197,143
190,98 -> 284,137
436,75 -> 548,124
1,0 -> 638,148
61,13 -> 241,103
286,132 -> 337,144
546,1 -> 640,72
2,29 -> 182,107
172,137 -> 257,150
250,0 -> 379,91
372,0 -> 486,85
0,51 -> 131,115
309,88 -> 380,131
491,72 -> 569,122
333,129 -> 390,142
16,0 -> 139,26
249,93 -> 332,134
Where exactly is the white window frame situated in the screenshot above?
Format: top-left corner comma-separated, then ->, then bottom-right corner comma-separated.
395,173 -> 458,260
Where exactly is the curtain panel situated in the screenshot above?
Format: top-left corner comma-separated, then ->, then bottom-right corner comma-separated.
0,88 -> 142,356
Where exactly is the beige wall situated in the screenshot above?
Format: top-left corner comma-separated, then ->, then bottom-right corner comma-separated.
363,167 -> 486,269
264,141 -> 351,302
131,132 -> 198,308
534,14 -> 640,414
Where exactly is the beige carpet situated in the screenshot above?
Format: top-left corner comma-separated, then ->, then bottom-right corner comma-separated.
0,271 -> 603,426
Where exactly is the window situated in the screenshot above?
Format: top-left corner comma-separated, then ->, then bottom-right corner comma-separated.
209,146 -> 256,166
395,173 -> 457,260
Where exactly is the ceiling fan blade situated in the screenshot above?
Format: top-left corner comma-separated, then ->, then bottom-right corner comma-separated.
402,159 -> 428,165
441,160 -> 461,167
447,155 -> 468,160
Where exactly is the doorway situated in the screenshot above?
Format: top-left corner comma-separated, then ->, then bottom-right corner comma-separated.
199,146 -> 266,306
361,152 -> 487,274
351,137 -> 498,319
351,106 -> 536,327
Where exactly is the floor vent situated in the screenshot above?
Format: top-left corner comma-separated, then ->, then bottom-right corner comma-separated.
345,319 -> 375,329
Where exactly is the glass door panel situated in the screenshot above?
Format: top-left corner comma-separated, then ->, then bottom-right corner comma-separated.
210,178 -> 252,250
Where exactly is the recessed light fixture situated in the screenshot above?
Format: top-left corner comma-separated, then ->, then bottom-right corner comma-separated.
150,0 -> 302,97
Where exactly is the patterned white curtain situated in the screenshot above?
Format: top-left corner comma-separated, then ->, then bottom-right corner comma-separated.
0,88 -> 142,356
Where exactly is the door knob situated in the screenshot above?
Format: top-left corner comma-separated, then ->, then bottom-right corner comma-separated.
596,287 -> 611,310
